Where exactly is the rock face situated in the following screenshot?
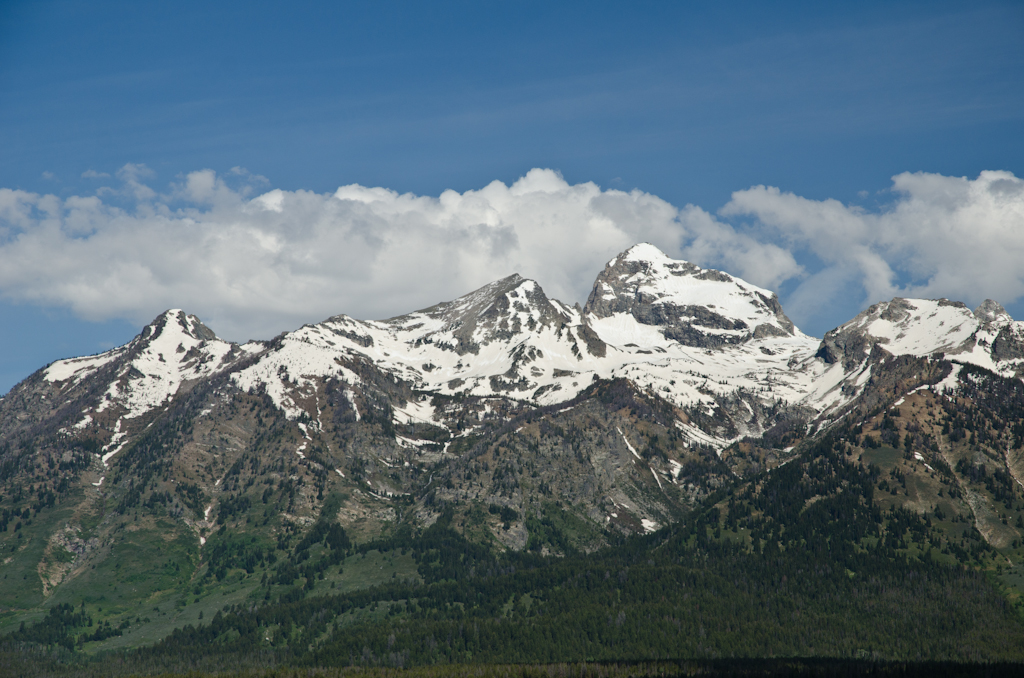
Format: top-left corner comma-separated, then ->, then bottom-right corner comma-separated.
816,298 -> 978,369
975,299 -> 1012,326
814,296 -> 1024,373
584,243 -> 795,349
800,296 -> 1024,426
385,274 -> 580,356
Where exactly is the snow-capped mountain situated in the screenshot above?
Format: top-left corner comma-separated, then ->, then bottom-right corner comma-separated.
15,243 -> 1024,459
585,242 -> 798,347
19,310 -> 255,462
0,243 -> 839,563
217,244 -> 825,448
805,296 -> 1024,419
7,244 -> 1024,521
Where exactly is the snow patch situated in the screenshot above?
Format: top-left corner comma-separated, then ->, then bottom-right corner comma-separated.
101,419 -> 127,464
394,398 -> 437,426
617,427 -> 642,460
936,364 -> 963,394
44,351 -> 120,384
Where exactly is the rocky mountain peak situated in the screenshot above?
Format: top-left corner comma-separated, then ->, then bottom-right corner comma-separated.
972,301 -> 1024,368
974,299 -> 1012,326
815,297 -> 978,369
38,309 -> 244,427
387,274 -> 573,355
583,243 -> 796,349
140,309 -> 220,345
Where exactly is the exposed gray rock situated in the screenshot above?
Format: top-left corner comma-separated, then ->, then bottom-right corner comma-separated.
974,299 -> 1011,325
388,274 -> 589,356
993,325 -> 1024,362
816,297 -> 977,370
816,324 -> 875,371
583,245 -> 794,349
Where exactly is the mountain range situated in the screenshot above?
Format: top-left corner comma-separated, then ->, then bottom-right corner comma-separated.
2,243 -> 1024,671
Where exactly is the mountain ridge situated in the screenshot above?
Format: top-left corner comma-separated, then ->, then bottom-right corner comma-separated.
11,242 -> 1024,474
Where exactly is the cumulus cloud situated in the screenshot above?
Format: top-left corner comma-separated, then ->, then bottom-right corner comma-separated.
720,170 -> 1024,322
2,166 -> 1020,341
676,205 -> 803,290
0,167 -> 701,340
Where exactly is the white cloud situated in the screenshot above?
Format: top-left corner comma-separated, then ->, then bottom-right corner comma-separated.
81,170 -> 111,179
0,167 -> 701,341
676,204 -> 803,291
3,167 -> 1019,342
720,170 -> 1024,322
116,163 -> 155,182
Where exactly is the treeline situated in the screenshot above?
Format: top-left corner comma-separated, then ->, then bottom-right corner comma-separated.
6,434 -> 1024,673
121,437 -> 1024,669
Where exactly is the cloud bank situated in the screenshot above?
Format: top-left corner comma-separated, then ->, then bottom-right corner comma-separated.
0,169 -> 692,340
718,170 -> 1024,323
0,167 -> 1021,341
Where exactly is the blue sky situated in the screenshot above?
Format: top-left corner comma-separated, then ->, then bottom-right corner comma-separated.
1,0 -> 1023,394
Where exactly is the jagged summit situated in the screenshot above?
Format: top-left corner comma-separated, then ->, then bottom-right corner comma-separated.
584,243 -> 797,349
384,274 -> 575,356
805,296 -> 1024,418
230,271 -> 607,416
974,299 -> 1013,326
815,296 -> 1024,369
21,246 -> 822,449
40,308 -> 247,432
19,244 -> 1024,462
143,308 -> 220,343
815,298 -> 976,369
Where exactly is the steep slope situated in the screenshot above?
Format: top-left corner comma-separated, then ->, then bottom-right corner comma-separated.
585,242 -> 797,346
805,297 -> 1024,423
582,244 -> 820,445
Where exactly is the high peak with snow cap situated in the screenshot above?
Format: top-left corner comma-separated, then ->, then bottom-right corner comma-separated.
41,309 -> 250,420
815,296 -> 1024,378
585,243 -> 797,349
383,273 -> 587,356
217,244 -> 834,446
0,310 -> 259,463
